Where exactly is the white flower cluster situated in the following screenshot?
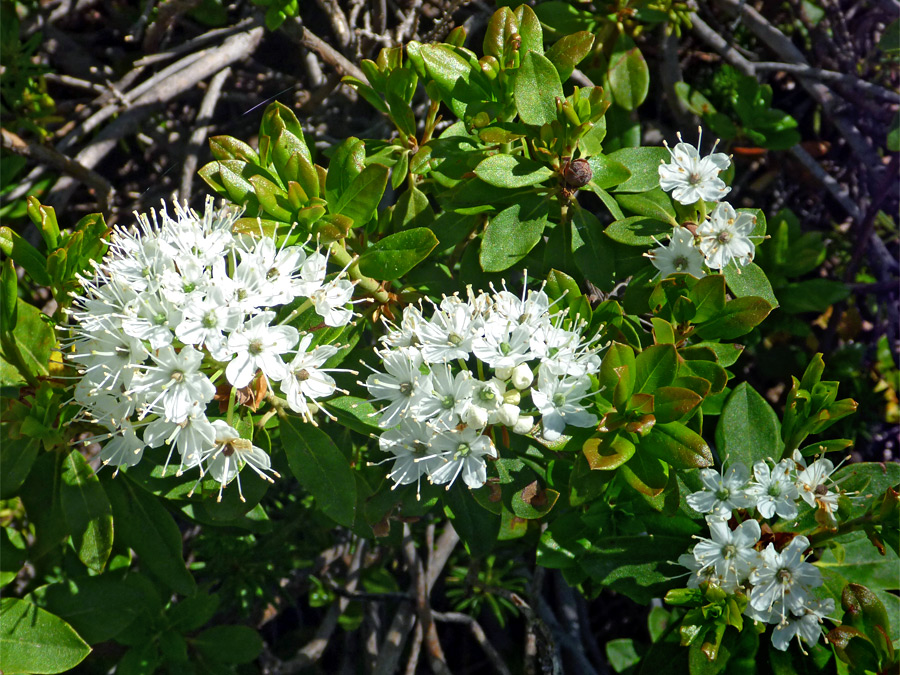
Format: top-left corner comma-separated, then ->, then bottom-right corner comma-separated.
66,198 -> 355,499
678,453 -> 845,651
651,129 -> 757,275
365,281 -> 601,494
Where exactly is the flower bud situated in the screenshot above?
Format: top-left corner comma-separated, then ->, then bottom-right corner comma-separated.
464,405 -> 489,429
564,158 -> 592,188
510,363 -> 533,390
495,365 -> 513,380
513,415 -> 534,434
498,403 -> 519,427
503,388 -> 521,406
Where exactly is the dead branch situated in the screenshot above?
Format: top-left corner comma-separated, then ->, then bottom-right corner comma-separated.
180,67 -> 231,204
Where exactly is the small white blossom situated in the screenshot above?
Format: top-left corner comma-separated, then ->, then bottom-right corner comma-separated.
199,420 -> 279,502
532,370 -> 597,441
429,426 -> 497,489
748,459 -> 799,520
648,227 -> 706,279
225,311 -> 299,388
697,202 -> 756,270
749,536 -> 821,619
658,130 -> 731,205
691,517 -> 761,592
281,334 -> 342,423
686,464 -> 754,519
770,598 -> 834,652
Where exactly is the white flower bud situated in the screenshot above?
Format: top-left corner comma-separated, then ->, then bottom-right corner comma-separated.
498,403 -> 519,427
464,404 -> 489,429
512,415 -> 534,435
503,388 -> 521,406
495,365 -> 513,380
510,363 -> 534,390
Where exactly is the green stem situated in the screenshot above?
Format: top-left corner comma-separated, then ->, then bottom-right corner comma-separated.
327,240 -> 390,304
279,299 -> 313,326
0,332 -> 38,388
226,384 -> 237,428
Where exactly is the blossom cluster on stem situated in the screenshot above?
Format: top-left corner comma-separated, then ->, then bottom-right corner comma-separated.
651,129 -> 758,277
678,452 -> 849,652
65,198 -> 356,500
365,279 -> 602,494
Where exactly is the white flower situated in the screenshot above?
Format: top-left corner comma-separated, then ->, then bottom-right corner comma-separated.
130,345 -> 215,423
647,227 -> 706,279
793,453 -> 841,528
697,202 -> 756,270
416,364 -> 474,429
225,311 -> 299,388
531,370 -> 597,441
685,464 -> 754,519
381,304 -> 423,349
295,250 -> 328,296
658,130 -> 731,205
251,237 -> 308,304
98,421 -> 146,469
678,551 -> 727,590
142,407 -> 215,473
472,320 -> 534,369
770,598 -> 834,652
749,536 -> 822,618
365,348 -> 431,428
691,517 -> 761,592
417,295 -> 483,363
490,281 -> 550,330
174,286 -> 243,361
281,334 -> 341,423
429,426 -> 497,489
376,418 -> 442,496
121,293 -> 183,350
200,420 -> 279,502
311,278 -> 355,327
747,459 -> 799,520
68,323 -> 148,392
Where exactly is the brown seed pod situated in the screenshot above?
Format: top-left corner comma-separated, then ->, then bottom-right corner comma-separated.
563,158 -> 592,188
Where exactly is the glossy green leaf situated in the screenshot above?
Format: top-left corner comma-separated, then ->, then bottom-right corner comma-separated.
444,483 -> 499,558
689,275 -> 727,324
391,185 -> 434,231
607,147 -> 669,192
325,137 -> 366,204
641,422 -> 713,470
358,227 -> 439,280
695,297 -> 773,340
608,38 -> 649,111
515,50 -> 564,126
716,383 -> 783,467
480,203 -> 547,272
0,433 -> 39,499
60,450 -> 113,572
0,599 -> 91,674
3,299 -> 54,379
281,416 -> 357,527
571,206 -> 615,291
474,153 -> 554,188
604,216 -> 670,246
0,227 -> 51,287
331,163 -> 389,227
621,452 -> 669,497
616,187 -> 677,223
723,262 -> 778,309
323,396 -> 382,436
1,259 -> 17,329
545,31 -> 594,82
634,344 -> 678,393
583,433 -> 635,470
587,155 -> 631,190
104,476 -> 196,596
654,387 -> 703,424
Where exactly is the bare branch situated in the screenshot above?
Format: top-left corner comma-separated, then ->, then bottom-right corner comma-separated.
433,611 -> 512,675
282,18 -> 367,82
180,66 -> 231,204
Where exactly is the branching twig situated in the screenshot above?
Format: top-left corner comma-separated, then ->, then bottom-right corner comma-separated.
432,611 -> 512,675
1,128 -> 114,213
282,18 -> 367,82
752,61 -> 900,103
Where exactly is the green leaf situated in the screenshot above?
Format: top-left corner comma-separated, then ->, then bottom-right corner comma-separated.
0,598 -> 91,674
778,278 -> 850,314
608,39 -> 649,111
621,452 -> 669,497
4,299 -> 55,379
167,593 -> 220,633
817,533 -> 900,590
0,434 -> 39,499
723,262 -> 778,309
587,155 -> 631,190
716,383 -> 783,467
357,227 -> 439,280
480,203 -> 547,272
104,476 -> 196,596
2,258 -> 17,329
32,574 -> 148,645
391,185 -> 434,231
0,226 -> 51,286
19,451 -> 68,561
0,528 -> 25,587
634,344 -> 678,393
607,147 -> 669,192
695,297 -> 773,340
444,483 -> 499,558
59,451 -> 113,572
416,43 -> 484,118
689,275 -> 727,324
193,625 -> 262,664
606,638 -> 642,673
545,31 -> 594,82
510,482 -> 560,519
515,50 -> 564,126
322,396 -> 382,436
616,187 -> 676,223
653,387 -> 703,424
514,5 -> 544,56
474,154 -> 554,188
281,417 -> 357,527
582,433 -> 635,470
571,206 -> 615,291
605,216 -> 671,247
325,137 -> 366,204
641,422 -> 713,470
331,163 -> 389,227
483,7 -> 518,60
577,534 -> 686,604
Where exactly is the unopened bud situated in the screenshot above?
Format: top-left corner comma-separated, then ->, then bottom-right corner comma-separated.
564,158 -> 592,188
495,365 -> 513,380
464,405 -> 489,429
511,363 -> 534,390
498,403 -> 519,427
513,415 -> 534,434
